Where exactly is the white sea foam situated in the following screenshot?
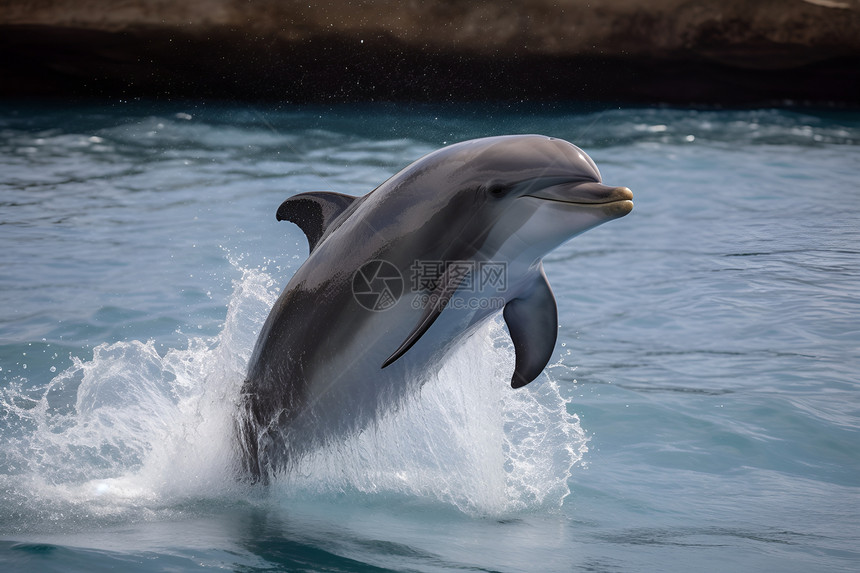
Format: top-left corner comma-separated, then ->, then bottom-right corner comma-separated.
278,321 -> 586,516
1,262 -> 585,524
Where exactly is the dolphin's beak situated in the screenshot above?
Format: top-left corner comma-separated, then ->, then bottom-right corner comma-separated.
526,181 -> 634,206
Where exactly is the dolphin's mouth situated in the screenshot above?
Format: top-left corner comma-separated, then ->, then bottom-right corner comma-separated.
525,181 -> 634,206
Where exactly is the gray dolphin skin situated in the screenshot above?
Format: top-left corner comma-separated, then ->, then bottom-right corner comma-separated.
237,135 -> 633,482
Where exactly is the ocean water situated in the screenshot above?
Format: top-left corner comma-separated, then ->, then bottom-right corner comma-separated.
1,101 -> 858,572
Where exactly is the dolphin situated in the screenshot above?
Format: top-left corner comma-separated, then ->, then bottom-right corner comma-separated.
237,135 -> 633,482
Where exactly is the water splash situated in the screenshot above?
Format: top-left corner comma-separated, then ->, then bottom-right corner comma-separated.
1,262 -> 585,529
279,323 -> 586,516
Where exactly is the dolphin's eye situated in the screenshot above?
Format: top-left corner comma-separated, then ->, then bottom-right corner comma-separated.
487,183 -> 508,198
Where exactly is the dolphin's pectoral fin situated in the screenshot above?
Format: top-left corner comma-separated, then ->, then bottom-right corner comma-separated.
503,267 -> 558,388
382,264 -> 470,369
276,191 -> 358,253
381,308 -> 441,369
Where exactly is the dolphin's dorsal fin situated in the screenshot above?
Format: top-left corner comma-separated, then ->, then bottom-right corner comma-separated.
502,265 -> 558,388
382,263 -> 470,369
276,192 -> 358,253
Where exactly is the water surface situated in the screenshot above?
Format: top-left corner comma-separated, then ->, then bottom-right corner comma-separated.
1,102 -> 858,572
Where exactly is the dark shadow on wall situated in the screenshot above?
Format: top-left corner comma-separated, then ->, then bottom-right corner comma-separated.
2,25 -> 858,105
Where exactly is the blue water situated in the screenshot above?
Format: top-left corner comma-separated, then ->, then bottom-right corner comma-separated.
1,102 -> 859,572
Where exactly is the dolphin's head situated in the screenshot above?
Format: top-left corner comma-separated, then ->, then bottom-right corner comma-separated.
432,135 -> 633,267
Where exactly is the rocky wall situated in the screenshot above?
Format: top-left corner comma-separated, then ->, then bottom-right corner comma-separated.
2,0 -> 858,104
